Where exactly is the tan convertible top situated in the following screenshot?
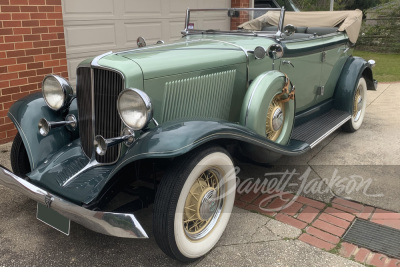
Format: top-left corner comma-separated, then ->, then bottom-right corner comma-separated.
239,10 -> 363,43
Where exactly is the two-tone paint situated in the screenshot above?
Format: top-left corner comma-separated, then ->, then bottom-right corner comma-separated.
8,31 -> 375,205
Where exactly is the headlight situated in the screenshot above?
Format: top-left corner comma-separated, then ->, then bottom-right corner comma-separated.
42,75 -> 73,111
117,88 -> 152,130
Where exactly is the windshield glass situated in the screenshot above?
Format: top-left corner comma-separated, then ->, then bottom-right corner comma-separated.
185,8 -> 282,33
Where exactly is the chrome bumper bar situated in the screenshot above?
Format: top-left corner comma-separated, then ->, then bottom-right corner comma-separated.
0,165 -> 148,238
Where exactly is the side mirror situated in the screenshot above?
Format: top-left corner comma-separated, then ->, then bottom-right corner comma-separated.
283,24 -> 296,36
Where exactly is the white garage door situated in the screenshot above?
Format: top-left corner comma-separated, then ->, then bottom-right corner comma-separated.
62,0 -> 231,86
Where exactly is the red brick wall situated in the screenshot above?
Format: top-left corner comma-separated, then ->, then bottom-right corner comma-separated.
0,0 -> 68,144
231,0 -> 250,30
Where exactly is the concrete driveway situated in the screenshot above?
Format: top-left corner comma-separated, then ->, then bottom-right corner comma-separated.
0,83 -> 398,266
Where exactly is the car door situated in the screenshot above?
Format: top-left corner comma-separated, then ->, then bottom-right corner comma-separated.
280,37 -> 325,113
319,32 -> 349,102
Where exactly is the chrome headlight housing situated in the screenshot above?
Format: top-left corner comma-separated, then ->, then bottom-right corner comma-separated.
117,88 -> 153,130
42,75 -> 74,111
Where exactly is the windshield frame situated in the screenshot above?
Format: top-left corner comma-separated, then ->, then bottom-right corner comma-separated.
182,7 -> 286,38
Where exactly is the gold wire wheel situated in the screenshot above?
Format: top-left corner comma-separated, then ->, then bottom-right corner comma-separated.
353,85 -> 362,120
266,95 -> 285,141
183,169 -> 222,240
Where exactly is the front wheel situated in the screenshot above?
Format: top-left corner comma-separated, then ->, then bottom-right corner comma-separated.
342,77 -> 367,132
153,146 -> 236,262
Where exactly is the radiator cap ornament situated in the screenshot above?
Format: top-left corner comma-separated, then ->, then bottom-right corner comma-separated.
137,37 -> 147,48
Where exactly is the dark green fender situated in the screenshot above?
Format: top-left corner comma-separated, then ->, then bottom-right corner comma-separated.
113,119 -> 309,175
8,92 -> 79,170
334,56 -> 375,113
26,119 -> 310,205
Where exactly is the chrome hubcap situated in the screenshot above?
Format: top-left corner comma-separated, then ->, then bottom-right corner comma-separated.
272,108 -> 284,131
183,169 -> 224,240
199,189 -> 218,221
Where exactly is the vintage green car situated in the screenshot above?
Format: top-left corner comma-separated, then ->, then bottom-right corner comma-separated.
0,7 -> 376,262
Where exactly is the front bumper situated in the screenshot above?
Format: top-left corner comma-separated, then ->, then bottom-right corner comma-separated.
0,165 -> 148,238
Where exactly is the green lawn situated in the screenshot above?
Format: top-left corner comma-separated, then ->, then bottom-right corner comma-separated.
353,50 -> 400,82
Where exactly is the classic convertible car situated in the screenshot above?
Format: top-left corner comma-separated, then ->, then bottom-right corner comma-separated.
0,7 -> 376,262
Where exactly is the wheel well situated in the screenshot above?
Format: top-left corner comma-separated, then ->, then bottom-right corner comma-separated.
362,67 -> 375,90
84,139 -> 240,211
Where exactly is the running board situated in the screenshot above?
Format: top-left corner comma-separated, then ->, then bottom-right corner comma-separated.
291,109 -> 351,148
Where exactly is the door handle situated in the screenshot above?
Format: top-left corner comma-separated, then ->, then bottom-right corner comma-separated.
282,60 -> 295,68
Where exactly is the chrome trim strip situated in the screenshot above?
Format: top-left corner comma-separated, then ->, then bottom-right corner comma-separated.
187,7 -> 281,11
0,166 -> 148,238
310,115 -> 351,148
115,39 -> 209,55
91,51 -> 113,68
62,160 -> 99,187
90,67 -> 96,159
109,130 -> 310,178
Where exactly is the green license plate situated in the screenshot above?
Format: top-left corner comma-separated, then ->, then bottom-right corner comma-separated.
37,203 -> 70,235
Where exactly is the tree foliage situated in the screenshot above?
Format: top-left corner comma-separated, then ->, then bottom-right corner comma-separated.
289,0 -> 391,11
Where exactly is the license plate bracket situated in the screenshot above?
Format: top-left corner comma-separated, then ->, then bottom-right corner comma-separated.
37,203 -> 70,235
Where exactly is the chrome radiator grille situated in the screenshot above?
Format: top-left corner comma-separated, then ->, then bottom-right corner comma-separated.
76,67 -> 124,163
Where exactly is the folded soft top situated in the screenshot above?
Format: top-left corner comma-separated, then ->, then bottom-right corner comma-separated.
239,10 -> 363,43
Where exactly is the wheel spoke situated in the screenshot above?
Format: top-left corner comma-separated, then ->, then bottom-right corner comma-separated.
189,190 -> 199,201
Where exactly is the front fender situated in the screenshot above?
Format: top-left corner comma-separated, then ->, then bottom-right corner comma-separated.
27,119 -> 310,205
8,92 -> 78,170
334,56 -> 375,113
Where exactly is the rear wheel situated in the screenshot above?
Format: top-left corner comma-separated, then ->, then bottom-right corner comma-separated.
342,77 -> 367,132
153,146 -> 236,262
10,132 -> 31,177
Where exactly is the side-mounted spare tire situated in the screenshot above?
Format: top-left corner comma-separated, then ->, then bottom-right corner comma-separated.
240,71 -> 295,144
239,71 -> 296,163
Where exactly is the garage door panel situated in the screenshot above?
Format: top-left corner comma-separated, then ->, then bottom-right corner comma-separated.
65,24 -> 117,52
62,0 -> 231,86
125,23 -> 163,45
168,0 -> 199,14
199,0 -> 231,8
124,0 -> 162,15
63,0 -> 115,17
204,20 -> 230,31
169,22 -> 185,40
67,58 -> 83,90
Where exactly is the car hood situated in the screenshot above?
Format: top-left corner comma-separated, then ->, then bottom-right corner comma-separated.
98,35 -> 278,80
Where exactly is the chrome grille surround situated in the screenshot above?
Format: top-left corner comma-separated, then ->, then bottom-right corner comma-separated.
76,67 -> 124,164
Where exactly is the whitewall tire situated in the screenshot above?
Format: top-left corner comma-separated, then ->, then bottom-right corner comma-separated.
342,77 -> 367,132
153,146 -> 236,262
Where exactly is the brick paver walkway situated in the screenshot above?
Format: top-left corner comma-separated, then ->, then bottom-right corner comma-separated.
235,191 -> 400,267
